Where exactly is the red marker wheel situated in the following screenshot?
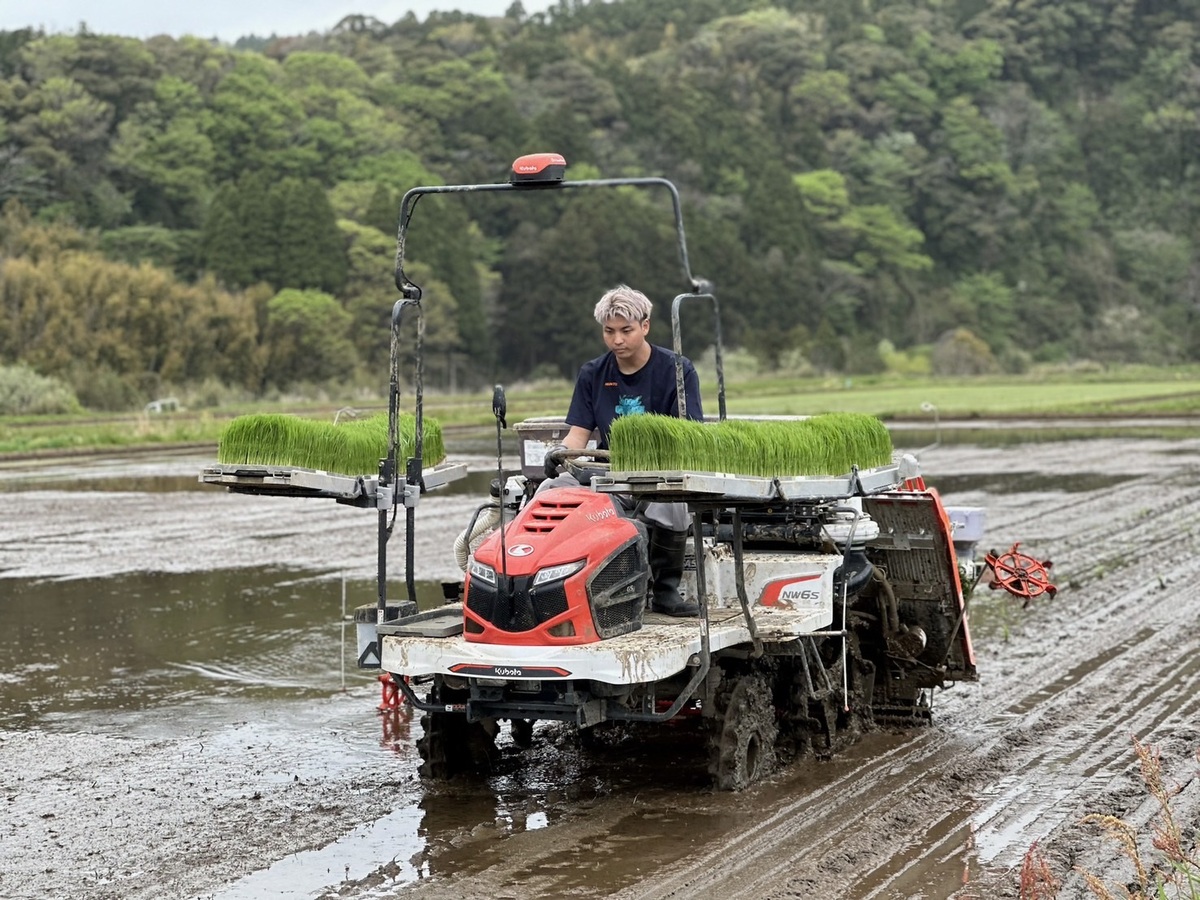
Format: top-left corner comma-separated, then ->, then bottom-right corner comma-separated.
985,542 -> 1056,602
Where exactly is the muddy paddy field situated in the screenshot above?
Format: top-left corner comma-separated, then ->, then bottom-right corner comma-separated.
2,432 -> 1199,900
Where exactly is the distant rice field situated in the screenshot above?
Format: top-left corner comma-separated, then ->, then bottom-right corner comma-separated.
3,369 -> 1200,458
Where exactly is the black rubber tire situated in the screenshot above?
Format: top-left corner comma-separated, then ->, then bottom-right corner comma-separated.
510,718 -> 535,749
708,672 -> 778,791
416,680 -> 497,780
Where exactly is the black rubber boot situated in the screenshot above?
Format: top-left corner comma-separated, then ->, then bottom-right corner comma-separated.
648,526 -> 698,617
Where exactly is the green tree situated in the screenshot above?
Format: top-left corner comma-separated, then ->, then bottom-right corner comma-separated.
274,178 -> 347,294
364,183 -> 395,235
263,288 -> 355,387
0,362 -> 79,414
239,171 -> 282,286
948,272 -> 1016,354
795,167 -> 931,340
931,327 -> 999,376
340,218 -> 400,371
0,28 -> 40,78
0,213 -> 261,398
495,188 -> 683,378
201,183 -> 250,287
100,224 -> 191,271
8,76 -> 113,219
1,0 -> 1199,379
809,317 -> 846,373
17,33 -> 160,122
108,75 -> 215,227
206,55 -> 314,181
0,145 -> 49,207
402,195 -> 491,378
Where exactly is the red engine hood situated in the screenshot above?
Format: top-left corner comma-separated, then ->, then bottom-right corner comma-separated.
472,487 -> 639,575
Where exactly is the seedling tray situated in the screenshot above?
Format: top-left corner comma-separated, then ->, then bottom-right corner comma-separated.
199,461 -> 467,501
594,470 -> 777,501
596,461 -> 904,502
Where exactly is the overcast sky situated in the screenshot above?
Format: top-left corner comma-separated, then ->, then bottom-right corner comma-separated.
1,1 -> 555,43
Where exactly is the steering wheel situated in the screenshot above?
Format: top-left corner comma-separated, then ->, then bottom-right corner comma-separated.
547,447 -> 611,485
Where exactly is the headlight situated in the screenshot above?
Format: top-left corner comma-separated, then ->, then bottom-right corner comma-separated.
533,559 -> 585,586
469,559 -> 496,585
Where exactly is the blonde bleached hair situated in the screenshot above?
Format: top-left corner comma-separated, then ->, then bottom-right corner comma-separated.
593,284 -> 652,325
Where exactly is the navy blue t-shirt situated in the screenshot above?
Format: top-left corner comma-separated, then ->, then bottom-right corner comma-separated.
565,344 -> 703,449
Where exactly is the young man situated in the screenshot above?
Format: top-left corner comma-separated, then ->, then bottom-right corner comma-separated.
542,284 -> 703,617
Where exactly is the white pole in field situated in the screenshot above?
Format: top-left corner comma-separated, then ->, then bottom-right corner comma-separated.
340,574 -> 347,693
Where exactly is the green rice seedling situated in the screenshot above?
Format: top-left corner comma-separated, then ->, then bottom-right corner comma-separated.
609,415 -> 692,471
609,413 -> 892,476
218,413 -> 444,475
800,413 -> 894,474
395,414 -> 445,469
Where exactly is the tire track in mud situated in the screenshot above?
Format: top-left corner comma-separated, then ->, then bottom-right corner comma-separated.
615,582 -> 1200,899
613,447 -> 1200,900
858,457 -> 1200,898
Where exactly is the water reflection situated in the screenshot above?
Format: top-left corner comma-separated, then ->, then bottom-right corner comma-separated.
214,801 -> 427,899
208,714 -> 721,898
0,567 -> 453,730
930,470 -> 1132,495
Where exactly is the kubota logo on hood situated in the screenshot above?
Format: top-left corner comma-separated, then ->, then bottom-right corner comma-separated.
508,544 -> 534,557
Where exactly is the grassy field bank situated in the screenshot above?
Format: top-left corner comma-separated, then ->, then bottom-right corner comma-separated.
3,367 -> 1199,458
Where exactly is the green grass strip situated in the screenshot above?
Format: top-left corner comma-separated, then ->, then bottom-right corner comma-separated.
609,413 -> 892,476
217,413 -> 444,475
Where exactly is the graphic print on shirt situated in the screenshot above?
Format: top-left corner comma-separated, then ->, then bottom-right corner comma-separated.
615,395 -> 646,418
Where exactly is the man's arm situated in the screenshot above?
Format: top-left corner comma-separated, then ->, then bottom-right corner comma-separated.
562,425 -> 593,450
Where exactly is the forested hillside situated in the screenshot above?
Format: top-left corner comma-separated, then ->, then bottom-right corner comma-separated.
1,0 -> 1197,410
